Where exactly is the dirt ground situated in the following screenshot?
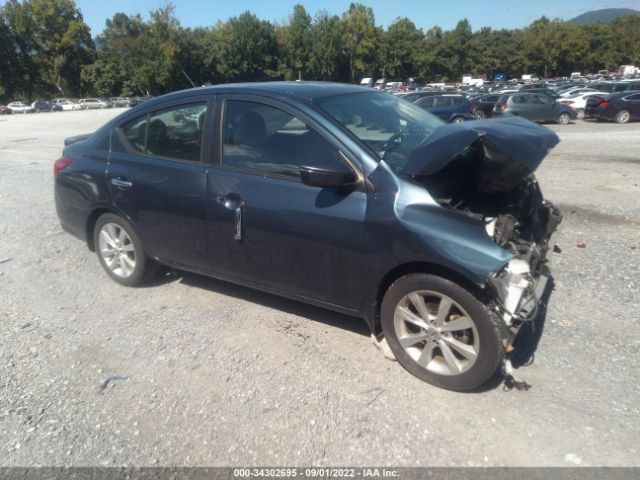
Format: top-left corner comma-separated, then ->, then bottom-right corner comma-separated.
0,109 -> 638,466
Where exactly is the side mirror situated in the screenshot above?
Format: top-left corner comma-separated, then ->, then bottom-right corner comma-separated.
300,159 -> 358,188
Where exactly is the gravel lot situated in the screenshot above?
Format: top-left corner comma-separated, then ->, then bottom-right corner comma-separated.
0,110 -> 638,467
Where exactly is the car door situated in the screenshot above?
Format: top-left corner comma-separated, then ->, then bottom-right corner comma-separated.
205,95 -> 367,309
431,96 -> 454,120
107,95 -> 214,268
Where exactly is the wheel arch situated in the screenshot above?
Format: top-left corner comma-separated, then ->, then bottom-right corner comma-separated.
369,261 -> 486,335
85,207 -> 123,251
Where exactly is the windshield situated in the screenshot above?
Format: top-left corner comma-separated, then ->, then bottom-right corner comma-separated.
316,92 -> 443,173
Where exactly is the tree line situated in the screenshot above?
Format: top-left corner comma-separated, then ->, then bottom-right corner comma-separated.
1,0 -> 639,101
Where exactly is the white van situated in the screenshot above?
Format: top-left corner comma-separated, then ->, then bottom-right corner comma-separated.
360,77 -> 373,88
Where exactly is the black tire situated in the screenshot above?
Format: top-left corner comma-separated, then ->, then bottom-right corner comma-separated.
381,274 -> 505,391
93,213 -> 157,287
615,109 -> 630,124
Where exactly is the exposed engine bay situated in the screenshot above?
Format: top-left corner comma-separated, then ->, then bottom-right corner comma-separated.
408,130 -> 563,327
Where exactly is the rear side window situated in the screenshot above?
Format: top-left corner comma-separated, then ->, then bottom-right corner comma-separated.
415,96 -> 435,107
625,94 -> 640,101
121,115 -> 147,154
451,97 -> 465,106
118,102 -> 207,162
433,97 -> 452,107
511,95 -> 528,104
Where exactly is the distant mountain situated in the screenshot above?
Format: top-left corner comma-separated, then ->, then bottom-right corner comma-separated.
569,8 -> 640,24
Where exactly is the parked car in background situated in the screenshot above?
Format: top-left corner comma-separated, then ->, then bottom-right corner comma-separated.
374,78 -> 387,90
414,94 -> 477,123
56,99 -> 81,111
469,94 -> 502,119
493,93 -> 576,124
589,82 -> 640,94
31,100 -> 62,112
0,105 -> 12,114
395,90 -> 438,102
558,92 -> 607,119
54,82 -> 561,392
110,97 -> 132,107
559,88 -> 599,98
585,91 -> 640,123
7,101 -> 34,113
80,98 -> 111,109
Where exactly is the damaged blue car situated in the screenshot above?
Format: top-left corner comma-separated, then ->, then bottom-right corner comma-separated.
54,83 -> 561,391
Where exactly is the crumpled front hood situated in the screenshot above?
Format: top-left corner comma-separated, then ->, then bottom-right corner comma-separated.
401,116 -> 560,177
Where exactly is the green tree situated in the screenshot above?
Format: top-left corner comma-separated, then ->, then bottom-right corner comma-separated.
341,3 -> 379,82
307,11 -> 347,81
381,17 -> 423,79
283,4 -> 312,80
212,12 -> 280,82
1,0 -> 94,100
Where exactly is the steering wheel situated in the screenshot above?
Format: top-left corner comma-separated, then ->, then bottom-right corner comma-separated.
380,132 -> 404,158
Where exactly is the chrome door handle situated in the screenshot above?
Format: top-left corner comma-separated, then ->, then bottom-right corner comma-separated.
111,178 -> 133,188
234,201 -> 245,241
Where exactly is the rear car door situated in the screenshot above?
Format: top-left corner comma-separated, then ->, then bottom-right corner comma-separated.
107,95 -> 214,268
205,95 -> 367,308
431,96 -> 454,120
535,94 -> 559,121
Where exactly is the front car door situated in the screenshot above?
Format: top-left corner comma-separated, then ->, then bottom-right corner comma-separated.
205,94 -> 367,309
107,95 -> 214,268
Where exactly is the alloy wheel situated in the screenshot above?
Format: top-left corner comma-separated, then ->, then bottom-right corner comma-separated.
615,110 -> 630,124
393,290 -> 479,376
98,222 -> 136,278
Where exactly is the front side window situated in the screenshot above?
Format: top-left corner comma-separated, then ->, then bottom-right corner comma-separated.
222,100 -> 340,179
317,91 -> 443,173
118,103 -> 207,161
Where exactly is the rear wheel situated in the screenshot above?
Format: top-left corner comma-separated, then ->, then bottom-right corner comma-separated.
576,108 -> 585,120
557,112 -> 570,125
381,274 -> 505,391
474,109 -> 486,119
615,109 -> 630,124
451,116 -> 465,124
93,213 -> 156,287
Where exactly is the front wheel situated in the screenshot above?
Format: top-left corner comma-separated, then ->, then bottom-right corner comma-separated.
557,112 -> 570,125
451,116 -> 465,124
615,109 -> 630,124
93,213 -> 156,287
576,108 -> 585,120
381,274 -> 505,391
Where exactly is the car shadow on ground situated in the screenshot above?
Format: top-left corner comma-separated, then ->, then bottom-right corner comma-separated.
157,269 -> 371,338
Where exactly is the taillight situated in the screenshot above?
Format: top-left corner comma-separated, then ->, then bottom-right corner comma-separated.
54,156 -> 73,179
499,103 -> 507,110
560,100 -> 573,105
597,100 -> 609,108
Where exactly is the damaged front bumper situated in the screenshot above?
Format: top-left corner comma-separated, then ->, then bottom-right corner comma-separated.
489,205 -> 562,328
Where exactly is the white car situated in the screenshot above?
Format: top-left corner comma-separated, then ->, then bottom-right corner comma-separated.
558,92 -> 607,119
56,99 -> 81,111
7,101 -> 34,113
559,87 -> 599,98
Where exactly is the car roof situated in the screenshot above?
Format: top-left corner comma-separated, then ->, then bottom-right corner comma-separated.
145,82 -> 370,105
